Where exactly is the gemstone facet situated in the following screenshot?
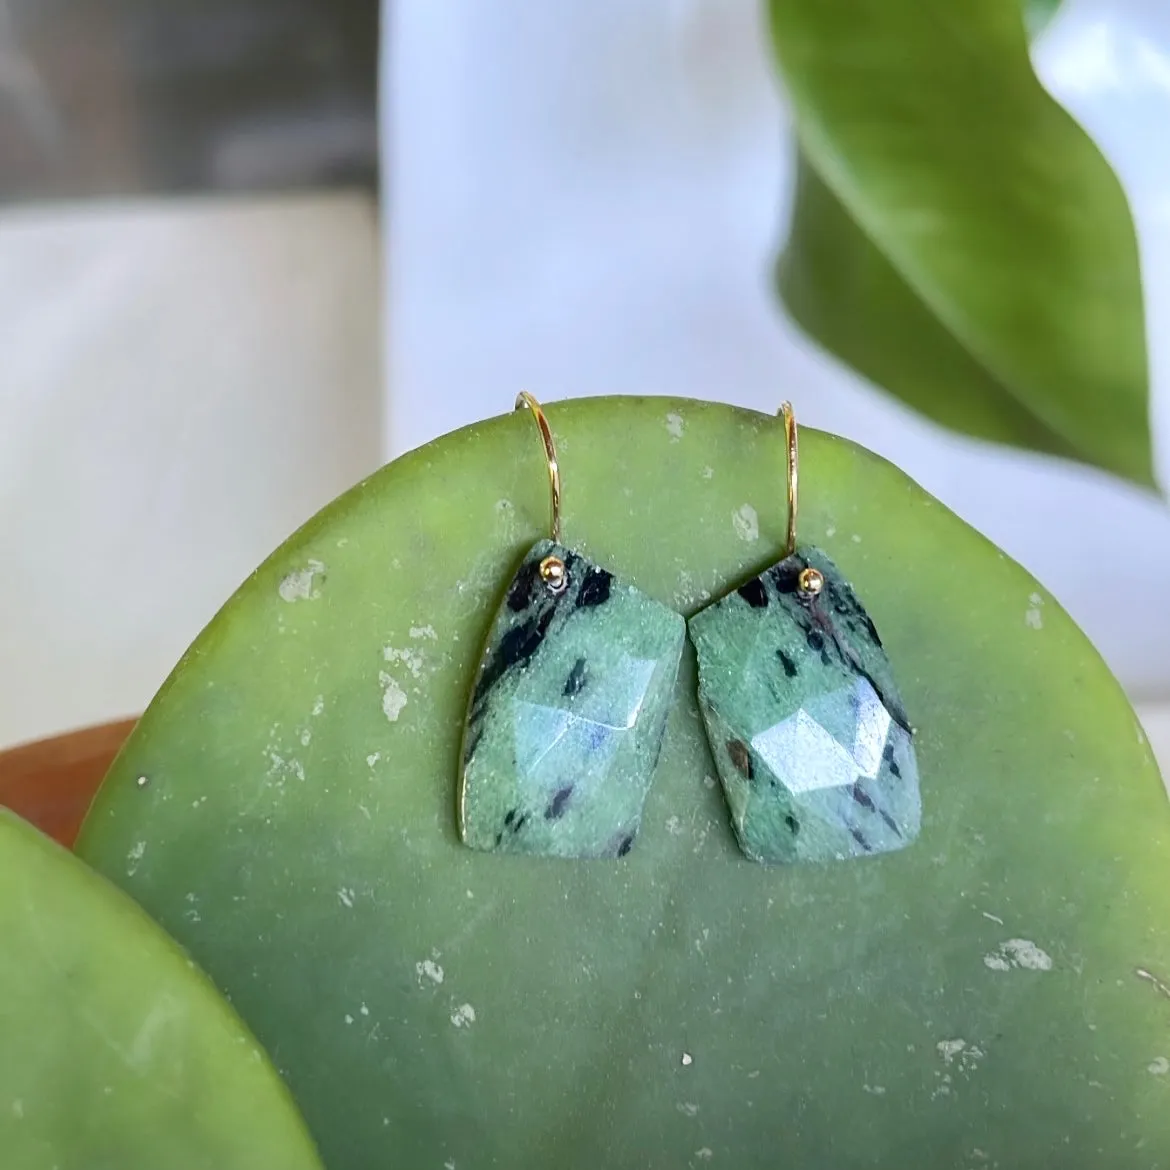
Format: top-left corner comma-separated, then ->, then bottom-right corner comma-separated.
461,540 -> 685,859
688,547 -> 920,864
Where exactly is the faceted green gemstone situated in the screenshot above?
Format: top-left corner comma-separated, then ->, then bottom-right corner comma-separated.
688,546 -> 920,864
461,540 -> 685,859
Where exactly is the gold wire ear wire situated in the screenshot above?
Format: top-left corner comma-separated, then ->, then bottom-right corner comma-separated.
780,401 -> 823,597
780,401 -> 798,558
516,392 -> 568,594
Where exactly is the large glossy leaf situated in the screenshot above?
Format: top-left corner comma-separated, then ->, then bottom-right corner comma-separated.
771,0 -> 1154,487
78,400 -> 1168,1168
0,810 -> 323,1170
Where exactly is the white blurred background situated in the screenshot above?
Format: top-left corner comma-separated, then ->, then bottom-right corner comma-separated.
1,0 -> 1168,770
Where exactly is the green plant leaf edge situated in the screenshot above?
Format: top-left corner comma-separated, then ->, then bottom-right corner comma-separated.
0,809 -> 323,1170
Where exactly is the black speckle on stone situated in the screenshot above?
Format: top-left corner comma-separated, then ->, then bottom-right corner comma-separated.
851,784 -> 876,813
503,809 -> 516,827
737,577 -> 769,608
617,833 -> 635,857
495,830 -> 504,847
726,739 -> 754,780
563,657 -> 588,697
861,612 -> 883,648
768,558 -> 803,595
472,604 -> 557,710
806,629 -> 825,653
545,785 -> 574,820
506,561 -> 538,612
577,567 -> 613,608
784,814 -> 800,835
462,724 -> 483,765
649,727 -> 667,774
880,810 -> 901,835
777,649 -> 798,678
850,826 -> 872,852
883,744 -> 901,777
514,813 -> 529,833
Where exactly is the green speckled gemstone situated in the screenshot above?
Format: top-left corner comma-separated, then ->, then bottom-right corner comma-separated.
460,539 -> 685,859
689,546 -> 920,864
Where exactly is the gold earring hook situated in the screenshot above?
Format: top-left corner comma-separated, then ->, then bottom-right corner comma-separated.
516,392 -> 562,543
780,401 -> 798,557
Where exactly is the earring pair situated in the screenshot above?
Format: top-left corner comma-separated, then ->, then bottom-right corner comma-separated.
458,395 -> 920,865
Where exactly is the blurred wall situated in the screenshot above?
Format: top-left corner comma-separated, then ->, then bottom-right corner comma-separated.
385,0 -> 1170,697
0,0 -> 378,200
0,193 -> 382,748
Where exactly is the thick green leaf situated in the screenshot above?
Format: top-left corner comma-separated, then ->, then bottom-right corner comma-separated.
0,810 -> 323,1170
78,399 -> 1168,1168
771,0 -> 1154,487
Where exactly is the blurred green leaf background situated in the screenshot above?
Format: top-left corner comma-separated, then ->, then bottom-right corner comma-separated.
770,0 -> 1155,489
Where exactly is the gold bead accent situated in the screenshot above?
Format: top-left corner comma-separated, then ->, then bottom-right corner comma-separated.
539,555 -> 568,594
798,566 -> 824,596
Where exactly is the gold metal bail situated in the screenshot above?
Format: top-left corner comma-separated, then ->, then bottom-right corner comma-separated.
780,401 -> 799,557
515,391 -> 562,543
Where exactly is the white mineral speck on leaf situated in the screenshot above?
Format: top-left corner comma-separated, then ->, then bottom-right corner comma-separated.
345,1014 -> 354,1025
383,646 -> 425,678
681,1052 -> 693,1067
300,729 -> 311,746
1025,592 -> 1045,629
863,1084 -> 886,1095
381,675 -> 408,722
1148,1057 -> 1169,1075
695,1148 -> 713,1160
367,752 -> 381,767
450,1003 -> 476,1028
338,888 -> 355,909
701,466 -> 714,480
278,559 -> 325,602
135,775 -> 149,788
127,841 -> 146,875
732,504 -> 759,542
666,412 -> 685,440
937,1039 -> 966,1064
410,625 -> 437,640
417,959 -> 445,985
312,695 -> 325,716
678,1102 -> 699,1117
984,938 -> 1052,972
